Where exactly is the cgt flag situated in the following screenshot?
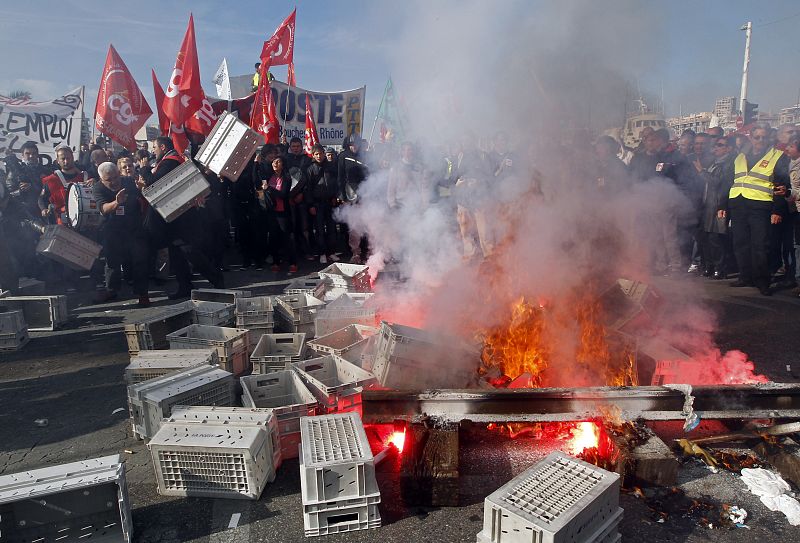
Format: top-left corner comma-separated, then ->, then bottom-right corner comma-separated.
152,69 -> 189,153
260,9 -> 296,67
303,93 -> 319,156
95,44 -> 152,151
250,63 -> 279,144
162,14 -> 204,127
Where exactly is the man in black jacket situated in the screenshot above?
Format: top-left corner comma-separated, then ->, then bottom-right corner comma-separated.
306,144 -> 340,263
696,135 -> 735,278
4,142 -> 52,218
0,181 -> 46,293
337,135 -> 369,262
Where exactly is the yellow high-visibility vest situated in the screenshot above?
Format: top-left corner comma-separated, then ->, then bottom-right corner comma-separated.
730,148 -> 784,202
252,72 -> 260,89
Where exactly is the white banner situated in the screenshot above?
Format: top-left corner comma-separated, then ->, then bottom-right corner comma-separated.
213,58 -> 232,101
0,86 -> 84,165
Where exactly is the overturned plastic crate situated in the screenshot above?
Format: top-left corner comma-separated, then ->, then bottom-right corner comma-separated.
167,324 -> 250,376
17,277 -> 45,296
186,299 -> 235,326
300,412 -> 381,536
0,328 -> 29,352
284,277 -> 323,295
0,295 -> 68,331
124,303 -> 195,356
0,454 -> 132,543
476,451 -> 622,543
191,288 -> 252,305
314,295 -> 378,337
167,405 -> 282,473
148,421 -> 274,500
36,224 -> 102,270
142,160 -> 211,223
195,111 -> 262,181
292,355 -> 377,413
127,365 -> 236,439
0,309 -> 25,334
125,349 -> 219,383
307,325 -> 377,357
250,332 -> 307,374
240,370 -> 318,459
318,263 -> 372,292
275,293 -> 325,337
371,321 -> 480,389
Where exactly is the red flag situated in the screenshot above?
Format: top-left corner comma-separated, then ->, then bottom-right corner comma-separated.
260,9 -> 296,67
250,63 -> 279,144
303,93 -> 319,156
162,14 -> 204,127
94,45 -> 152,151
152,69 -> 189,153
151,69 -> 169,136
185,90 -> 218,138
287,61 -> 297,87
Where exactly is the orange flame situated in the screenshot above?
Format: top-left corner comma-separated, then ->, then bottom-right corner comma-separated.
389,430 -> 406,453
568,421 -> 600,454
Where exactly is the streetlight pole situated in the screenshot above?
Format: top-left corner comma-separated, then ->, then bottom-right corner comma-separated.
740,21 -> 752,117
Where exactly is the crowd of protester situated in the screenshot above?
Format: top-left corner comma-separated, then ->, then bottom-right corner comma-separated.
1,119 -> 798,306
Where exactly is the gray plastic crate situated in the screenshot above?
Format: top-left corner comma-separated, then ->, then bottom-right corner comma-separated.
125,349 -> 218,383
36,225 -> 102,270
0,328 -> 29,351
299,412 -> 379,506
142,160 -> 211,223
235,296 -> 275,327
240,370 -> 318,459
284,277 -> 323,295
0,309 -> 25,334
307,325 -> 377,357
292,355 -> 377,412
191,288 -> 252,305
0,296 -> 68,331
304,501 -> 381,537
275,293 -> 326,325
195,111 -> 262,182
17,277 -> 45,295
250,332 -> 307,374
149,422 -> 274,500
477,451 -> 622,543
0,454 -> 132,543
371,321 -> 480,389
124,304 -> 195,355
167,324 -> 250,376
186,299 -> 235,326
318,263 -> 372,292
127,365 -> 236,439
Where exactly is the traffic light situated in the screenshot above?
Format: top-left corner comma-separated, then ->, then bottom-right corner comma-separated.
743,100 -> 759,124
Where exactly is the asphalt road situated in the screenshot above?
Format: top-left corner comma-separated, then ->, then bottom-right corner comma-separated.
2,265 -> 800,543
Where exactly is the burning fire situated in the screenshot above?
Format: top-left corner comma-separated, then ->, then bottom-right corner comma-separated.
388,430 -> 406,453
569,421 -> 601,455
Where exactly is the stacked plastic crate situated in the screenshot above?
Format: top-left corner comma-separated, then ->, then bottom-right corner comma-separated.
0,455 -> 132,542
318,263 -> 372,293
191,288 -> 252,304
0,308 -> 28,351
284,277 -> 324,295
148,405 -> 281,499
240,370 -> 318,459
0,295 -> 69,331
124,349 -> 219,384
167,323 -> 250,376
186,299 -> 235,326
313,293 -> 377,337
299,412 -> 381,536
250,332 -> 307,374
235,296 -> 275,351
127,365 -> 236,439
274,293 -> 326,338
124,303 -> 195,355
477,451 -> 622,543
292,355 -> 377,414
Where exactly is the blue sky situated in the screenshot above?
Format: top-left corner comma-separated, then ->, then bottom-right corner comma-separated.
1,0 -> 800,131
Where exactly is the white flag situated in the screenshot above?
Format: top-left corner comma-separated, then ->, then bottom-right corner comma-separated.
212,58 -> 232,100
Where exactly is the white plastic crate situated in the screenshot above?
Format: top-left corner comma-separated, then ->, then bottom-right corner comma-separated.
0,328 -> 29,352
246,325 -> 275,357
292,355 -> 377,412
184,299 -> 235,326
314,296 -> 377,337
148,422 -> 274,500
127,365 -> 236,439
167,324 -> 250,376
250,332 -> 307,374
141,160 -> 211,223
275,293 -> 326,324
304,501 -> 381,537
0,454 -> 132,543
0,309 -> 25,334
299,412 -> 379,506
195,111 -> 262,181
318,263 -> 372,292
167,405 -> 282,473
307,325 -> 377,357
240,370 -> 318,459
125,349 -> 218,383
371,321 -> 479,389
124,304 -> 195,355
36,224 -> 102,270
0,295 -> 68,331
284,277 -> 323,295
235,295 -> 274,322
477,451 -> 621,543
191,288 -> 252,305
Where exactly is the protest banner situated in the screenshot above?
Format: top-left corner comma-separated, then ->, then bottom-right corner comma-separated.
0,87 -> 84,165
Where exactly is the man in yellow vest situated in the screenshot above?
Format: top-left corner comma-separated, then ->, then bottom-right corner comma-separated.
718,123 -> 790,295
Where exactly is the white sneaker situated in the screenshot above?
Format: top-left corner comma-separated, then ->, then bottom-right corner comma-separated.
687,264 -> 699,273
329,254 -> 340,262
319,255 -> 327,264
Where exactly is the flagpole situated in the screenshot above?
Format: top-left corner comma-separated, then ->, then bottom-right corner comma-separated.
368,77 -> 391,148
282,79 -> 290,143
